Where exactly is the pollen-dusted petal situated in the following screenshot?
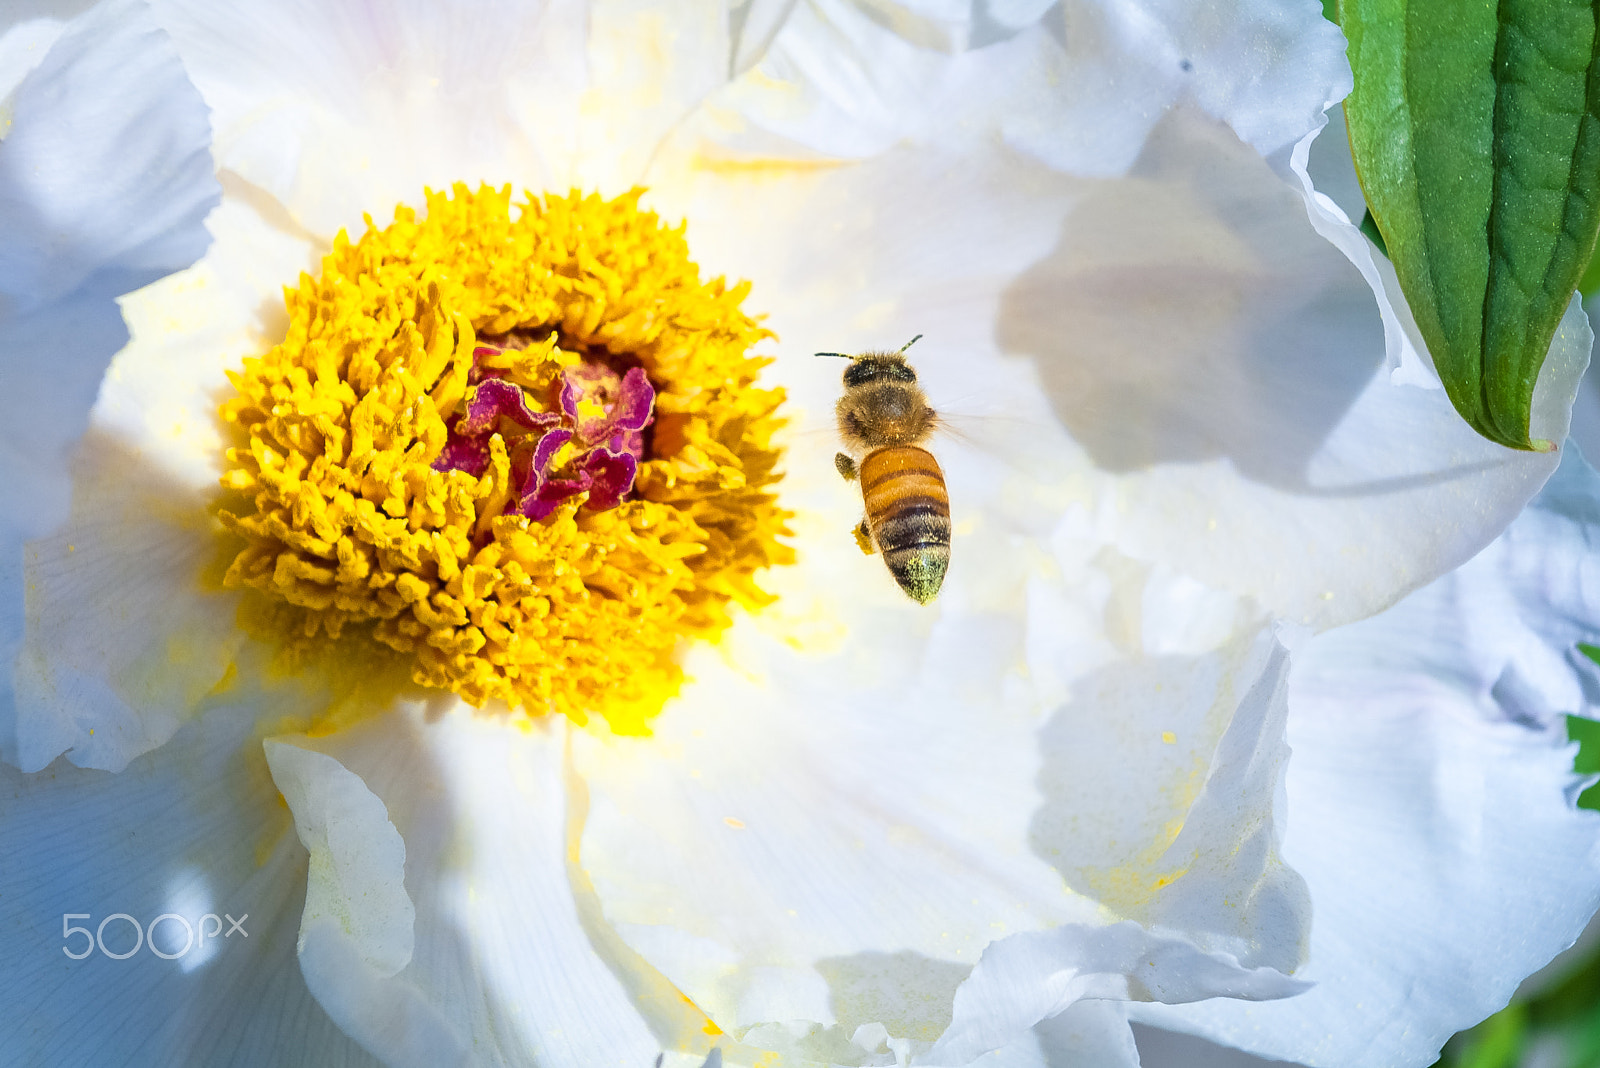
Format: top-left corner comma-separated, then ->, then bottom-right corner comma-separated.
559,362 -> 657,452
216,185 -> 792,731
517,428 -> 589,521
456,375 -> 562,436
433,354 -> 567,477
582,450 -> 639,512
430,433 -> 493,477
611,368 -> 656,431
606,367 -> 657,451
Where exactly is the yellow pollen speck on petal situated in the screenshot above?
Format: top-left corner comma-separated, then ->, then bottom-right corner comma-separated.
691,151 -> 850,180
1161,731 -> 1176,744
723,816 -> 746,830
209,661 -> 240,696
216,185 -> 793,732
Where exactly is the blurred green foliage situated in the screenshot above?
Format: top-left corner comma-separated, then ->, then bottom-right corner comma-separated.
1430,647 -> 1600,1067
1431,943 -> 1600,1068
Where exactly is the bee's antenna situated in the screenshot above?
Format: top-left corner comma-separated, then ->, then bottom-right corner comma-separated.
814,351 -> 853,359
898,334 -> 924,354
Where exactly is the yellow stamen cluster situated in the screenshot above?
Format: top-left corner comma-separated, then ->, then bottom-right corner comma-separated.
218,185 -> 792,732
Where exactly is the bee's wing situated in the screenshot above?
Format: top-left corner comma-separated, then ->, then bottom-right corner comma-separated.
927,409 -> 1079,547
931,408 -> 1071,484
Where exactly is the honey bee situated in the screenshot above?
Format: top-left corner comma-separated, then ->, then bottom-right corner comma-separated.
818,335 -> 950,604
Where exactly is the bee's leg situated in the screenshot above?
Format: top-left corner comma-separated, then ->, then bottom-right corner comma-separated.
853,517 -> 876,555
834,453 -> 858,481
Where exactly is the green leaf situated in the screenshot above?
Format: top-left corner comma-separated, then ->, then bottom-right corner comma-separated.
1567,711 -> 1600,810
1583,238 -> 1600,297
1361,208 -> 1389,259
1342,0 -> 1600,451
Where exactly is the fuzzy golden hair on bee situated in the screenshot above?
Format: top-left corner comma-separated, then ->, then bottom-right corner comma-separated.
819,335 -> 951,604
817,334 -> 940,453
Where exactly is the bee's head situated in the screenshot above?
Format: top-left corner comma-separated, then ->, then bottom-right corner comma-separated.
816,334 -> 923,388
842,354 -> 917,388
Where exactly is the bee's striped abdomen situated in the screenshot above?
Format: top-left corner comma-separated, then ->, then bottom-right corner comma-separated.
859,446 -> 950,604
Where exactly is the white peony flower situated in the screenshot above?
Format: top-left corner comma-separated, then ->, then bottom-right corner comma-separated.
2,1 -> 1598,1067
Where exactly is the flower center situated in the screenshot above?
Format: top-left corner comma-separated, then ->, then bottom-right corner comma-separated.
217,186 -> 793,732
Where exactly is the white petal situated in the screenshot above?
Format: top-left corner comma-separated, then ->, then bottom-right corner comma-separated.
265,741 -> 416,974
571,589 -> 1307,1061
0,0 -> 217,311
148,0 -> 576,235
1134,0 -> 1349,159
932,621 -> 1310,1062
0,14 -> 66,103
149,0 -> 761,236
650,13 -> 1570,633
265,737 -> 469,1068
1067,137 -> 1584,631
905,1000 -> 1143,1068
6,192 -> 321,772
1568,299 -> 1600,461
684,0 -> 1345,175
0,696 -> 380,1066
732,0 -> 802,72
285,709 -> 700,1068
1029,1001 -> 1140,1068
574,0 -> 749,192
4,433 -> 245,772
1293,104 -> 1435,386
1130,449 -> 1600,1067
930,925 -> 1301,1066
0,0 -> 219,765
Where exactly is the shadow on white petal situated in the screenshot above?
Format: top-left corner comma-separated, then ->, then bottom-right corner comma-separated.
815,949 -> 971,1046
730,0 -> 801,73
0,698 -> 377,1066
568,584 -> 1308,1060
1132,451 -> 1600,1068
957,999 -> 1142,1068
0,11 -> 72,98
1,0 -> 218,749
0,0 -> 218,313
930,921 -> 1307,1066
1030,1000 -> 1141,1068
1132,1023 -> 1305,1068
1008,106 -> 1562,628
1001,107 -> 1380,486
1031,625 -> 1309,973
7,430 -> 243,772
297,920 -> 466,1068
0,297 -> 131,764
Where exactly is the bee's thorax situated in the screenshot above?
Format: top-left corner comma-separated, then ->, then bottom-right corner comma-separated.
836,381 -> 935,452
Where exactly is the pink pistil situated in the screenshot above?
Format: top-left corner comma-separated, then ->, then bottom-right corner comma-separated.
432,345 -> 656,520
